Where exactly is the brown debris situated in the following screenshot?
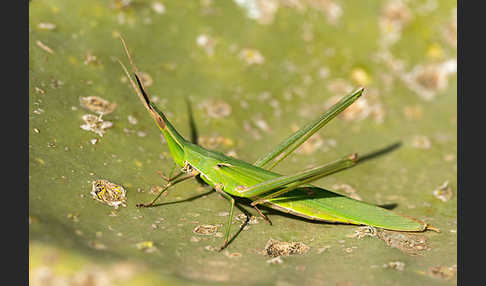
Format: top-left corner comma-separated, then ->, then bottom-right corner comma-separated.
427,265 -> 457,280
90,179 -> 127,209
34,87 -> 46,94
223,251 -> 242,258
375,229 -> 429,255
403,105 -> 424,120
79,96 -> 117,115
193,224 -> 218,235
264,239 -> 310,257
349,226 -> 377,239
36,40 -> 55,54
351,227 -> 430,255
325,94 -> 385,123
379,0 -> 412,46
403,60 -> 457,100
198,135 -> 234,150
201,100 -> 232,119
433,180 -> 454,202
83,51 -> 102,66
411,135 -> 431,149
383,261 -> 405,271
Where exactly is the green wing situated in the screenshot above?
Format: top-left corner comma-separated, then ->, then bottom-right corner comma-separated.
267,187 -> 428,231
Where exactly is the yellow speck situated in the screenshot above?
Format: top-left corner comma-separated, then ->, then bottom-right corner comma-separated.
69,56 -> 79,65
351,68 -> 371,86
51,6 -> 60,13
135,160 -> 143,167
135,241 -> 157,252
136,241 -> 153,248
427,43 -> 444,60
93,4 -> 104,17
223,138 -> 234,147
36,158 -> 45,165
112,30 -> 121,38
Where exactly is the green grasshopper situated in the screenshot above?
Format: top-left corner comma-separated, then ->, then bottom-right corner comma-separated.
118,36 -> 436,251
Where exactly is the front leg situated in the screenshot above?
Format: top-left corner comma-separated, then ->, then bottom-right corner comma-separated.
156,170 -> 184,183
137,170 -> 199,208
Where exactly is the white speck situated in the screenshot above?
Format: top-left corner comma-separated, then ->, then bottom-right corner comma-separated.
33,108 -> 45,115
80,114 -> 113,137
266,256 -> 284,264
383,261 -> 405,271
197,34 -> 209,46
239,48 -> 264,65
441,59 -> 457,74
128,115 -> 138,125
253,118 -> 271,132
196,34 -> 216,56
234,0 -> 261,19
152,2 -> 166,14
37,22 -> 56,30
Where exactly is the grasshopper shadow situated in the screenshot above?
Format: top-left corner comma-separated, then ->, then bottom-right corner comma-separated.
356,142 -> 402,165
150,189 -> 214,207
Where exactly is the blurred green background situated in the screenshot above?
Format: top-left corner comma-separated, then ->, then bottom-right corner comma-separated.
29,0 -> 456,285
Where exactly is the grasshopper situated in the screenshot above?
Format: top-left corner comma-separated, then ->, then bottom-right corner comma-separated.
117,36 -> 435,251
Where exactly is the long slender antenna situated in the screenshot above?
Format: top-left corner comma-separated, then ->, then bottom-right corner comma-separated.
117,35 -> 166,129
119,35 -> 142,80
